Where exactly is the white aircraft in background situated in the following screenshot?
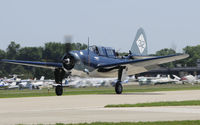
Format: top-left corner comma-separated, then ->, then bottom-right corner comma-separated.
138,75 -> 161,85
3,75 -> 22,89
151,75 -> 180,85
65,77 -> 116,88
180,75 -> 200,84
18,80 -> 32,90
19,76 -> 54,90
138,74 -> 180,85
64,76 -> 134,88
32,76 -> 54,89
0,75 -> 21,89
7,81 -> 20,89
31,76 -> 45,89
0,79 -> 9,88
4,74 -> 22,83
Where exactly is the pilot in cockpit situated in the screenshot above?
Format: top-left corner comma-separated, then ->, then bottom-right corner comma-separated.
94,46 -> 99,55
90,45 -> 99,55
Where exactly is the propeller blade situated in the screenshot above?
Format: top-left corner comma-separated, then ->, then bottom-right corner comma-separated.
64,35 -> 72,54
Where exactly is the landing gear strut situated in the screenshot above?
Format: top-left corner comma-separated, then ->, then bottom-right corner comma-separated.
115,66 -> 126,94
54,68 -> 66,96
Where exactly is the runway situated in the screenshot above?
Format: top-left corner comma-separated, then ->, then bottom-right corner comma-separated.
1,90 -> 200,125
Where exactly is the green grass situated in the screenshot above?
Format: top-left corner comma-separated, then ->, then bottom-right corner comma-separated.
105,100 -> 200,107
1,84 -> 200,98
56,120 -> 200,125
17,120 -> 200,125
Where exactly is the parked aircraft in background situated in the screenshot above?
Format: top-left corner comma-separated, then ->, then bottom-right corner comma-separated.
65,76 -> 133,88
0,28 -> 189,95
32,77 -> 54,89
1,75 -> 22,89
0,79 -> 9,88
138,74 -> 182,85
19,76 -> 54,90
18,80 -> 32,90
151,75 -> 180,85
138,74 -> 200,85
180,75 -> 200,84
4,74 -> 22,83
65,77 -> 115,88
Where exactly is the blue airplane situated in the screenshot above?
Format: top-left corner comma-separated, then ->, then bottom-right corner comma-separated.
0,28 -> 189,96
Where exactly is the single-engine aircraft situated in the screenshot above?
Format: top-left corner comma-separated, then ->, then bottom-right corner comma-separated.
0,28 -> 189,96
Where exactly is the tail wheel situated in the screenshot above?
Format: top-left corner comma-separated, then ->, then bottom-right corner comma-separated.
55,85 -> 63,96
115,82 -> 123,94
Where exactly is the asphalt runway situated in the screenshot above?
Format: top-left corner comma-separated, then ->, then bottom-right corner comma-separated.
1,90 -> 200,125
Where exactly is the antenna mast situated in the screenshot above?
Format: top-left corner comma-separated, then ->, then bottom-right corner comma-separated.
88,37 -> 90,66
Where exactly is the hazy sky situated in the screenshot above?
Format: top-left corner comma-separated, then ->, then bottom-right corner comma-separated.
0,0 -> 200,54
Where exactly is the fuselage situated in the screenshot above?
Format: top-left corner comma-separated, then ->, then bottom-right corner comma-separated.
69,45 -> 140,78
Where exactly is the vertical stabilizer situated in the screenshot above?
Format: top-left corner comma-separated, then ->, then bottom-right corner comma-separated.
40,76 -> 45,81
130,28 -> 147,56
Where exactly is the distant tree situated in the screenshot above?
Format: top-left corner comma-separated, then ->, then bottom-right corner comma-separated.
42,42 -> 87,62
33,68 -> 54,79
17,47 -> 43,61
43,42 -> 65,62
71,42 -> 87,50
0,49 -> 6,59
2,42 -> 21,77
0,49 -> 6,77
182,45 -> 200,67
6,41 -> 20,59
155,48 -> 176,56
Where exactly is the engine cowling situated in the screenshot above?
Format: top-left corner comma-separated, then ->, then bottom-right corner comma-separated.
62,54 -> 75,70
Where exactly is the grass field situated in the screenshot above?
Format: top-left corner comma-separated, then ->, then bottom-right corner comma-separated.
105,100 -> 200,107
1,84 -> 200,98
19,120 -> 200,125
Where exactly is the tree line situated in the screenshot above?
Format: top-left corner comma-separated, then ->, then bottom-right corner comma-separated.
0,41 -> 199,79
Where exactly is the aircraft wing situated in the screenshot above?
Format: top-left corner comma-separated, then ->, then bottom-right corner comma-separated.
97,54 -> 189,75
1,54 -> 189,75
0,59 -> 62,69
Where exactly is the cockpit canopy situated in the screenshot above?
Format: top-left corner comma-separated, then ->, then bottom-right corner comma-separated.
89,45 -> 116,58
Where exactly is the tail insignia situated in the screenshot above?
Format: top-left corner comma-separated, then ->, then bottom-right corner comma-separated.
130,27 -> 147,55
136,34 -> 146,54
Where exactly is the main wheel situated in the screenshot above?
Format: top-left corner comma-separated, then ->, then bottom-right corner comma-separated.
55,85 -> 63,96
115,82 -> 123,94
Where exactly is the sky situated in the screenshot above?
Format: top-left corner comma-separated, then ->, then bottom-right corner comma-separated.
0,0 -> 200,54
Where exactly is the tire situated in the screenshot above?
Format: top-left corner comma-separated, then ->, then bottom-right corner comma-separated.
55,85 -> 63,96
115,82 -> 123,94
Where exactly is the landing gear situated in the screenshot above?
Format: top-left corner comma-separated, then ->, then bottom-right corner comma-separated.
54,68 -> 66,96
115,66 -> 126,94
115,81 -> 123,94
55,85 -> 63,96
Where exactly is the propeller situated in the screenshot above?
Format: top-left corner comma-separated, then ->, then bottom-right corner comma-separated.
64,35 -> 72,54
62,35 -> 75,70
